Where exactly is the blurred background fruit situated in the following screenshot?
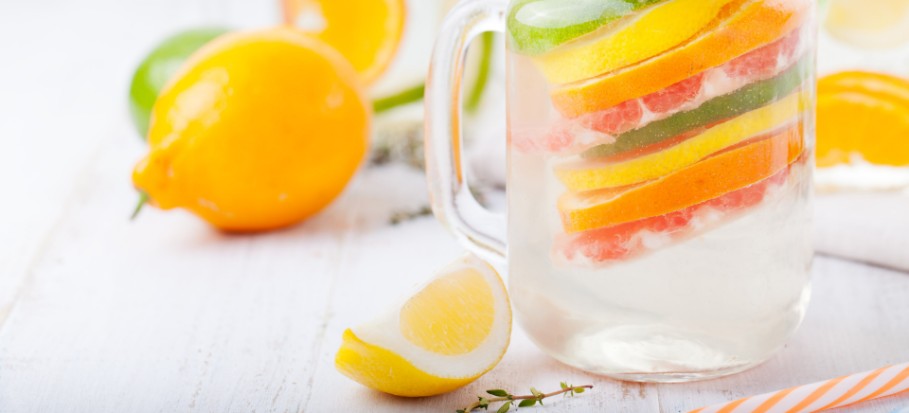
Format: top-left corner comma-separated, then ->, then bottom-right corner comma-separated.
132,28 -> 370,232
281,0 -> 406,85
824,0 -> 909,49
817,71 -> 909,167
128,27 -> 229,137
816,0 -> 909,191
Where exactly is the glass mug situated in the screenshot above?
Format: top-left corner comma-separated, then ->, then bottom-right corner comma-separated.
426,0 -> 816,382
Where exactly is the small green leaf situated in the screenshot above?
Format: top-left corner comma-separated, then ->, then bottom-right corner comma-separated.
457,410 -> 466,413
574,387 -> 586,394
496,403 -> 511,413
130,191 -> 149,221
487,389 -> 509,397
560,382 -> 568,390
518,399 -> 536,407
478,397 -> 489,409
530,387 -> 543,399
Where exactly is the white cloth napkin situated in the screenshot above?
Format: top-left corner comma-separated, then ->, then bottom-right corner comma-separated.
815,192 -> 909,272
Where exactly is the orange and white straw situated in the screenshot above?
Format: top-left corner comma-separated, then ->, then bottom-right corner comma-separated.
690,362 -> 909,413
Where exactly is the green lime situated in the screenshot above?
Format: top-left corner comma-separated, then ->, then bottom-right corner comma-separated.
128,27 -> 229,138
506,0 -> 662,56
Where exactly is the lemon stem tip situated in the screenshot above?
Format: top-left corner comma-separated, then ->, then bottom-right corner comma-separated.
131,191 -> 149,221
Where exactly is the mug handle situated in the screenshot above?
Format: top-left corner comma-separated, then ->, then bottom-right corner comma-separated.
425,0 -> 507,264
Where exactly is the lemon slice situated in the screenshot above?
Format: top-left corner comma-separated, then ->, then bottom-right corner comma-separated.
335,255 -> 511,397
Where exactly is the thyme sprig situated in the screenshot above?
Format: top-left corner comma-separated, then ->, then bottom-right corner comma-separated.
456,382 -> 592,413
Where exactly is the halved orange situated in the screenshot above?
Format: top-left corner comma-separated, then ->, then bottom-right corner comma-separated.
818,71 -> 909,103
817,71 -> 909,167
282,0 -> 407,85
559,125 -> 803,233
551,0 -> 810,118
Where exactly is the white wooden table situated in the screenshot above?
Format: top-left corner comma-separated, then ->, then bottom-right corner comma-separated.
2,1 -> 908,412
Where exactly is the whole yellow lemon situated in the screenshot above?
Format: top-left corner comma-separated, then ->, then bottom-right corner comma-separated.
133,27 -> 370,232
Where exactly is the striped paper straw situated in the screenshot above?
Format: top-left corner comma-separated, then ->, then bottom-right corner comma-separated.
690,362 -> 909,413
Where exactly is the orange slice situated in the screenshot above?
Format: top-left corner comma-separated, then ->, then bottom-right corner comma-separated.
817,71 -> 909,167
551,0 -> 810,118
558,125 -> 803,233
282,0 -> 406,85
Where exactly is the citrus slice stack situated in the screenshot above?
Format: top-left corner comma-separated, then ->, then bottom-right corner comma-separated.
558,125 -> 803,233
533,0 -> 736,84
282,0 -> 406,85
550,0 -> 810,118
335,255 -> 511,397
509,0 -> 812,264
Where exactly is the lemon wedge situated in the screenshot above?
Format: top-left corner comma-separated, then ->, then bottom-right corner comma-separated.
335,255 -> 512,397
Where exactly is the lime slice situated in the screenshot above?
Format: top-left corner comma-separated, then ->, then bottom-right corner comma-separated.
506,0 -> 663,55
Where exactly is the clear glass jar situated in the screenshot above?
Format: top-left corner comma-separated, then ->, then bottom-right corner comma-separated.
426,0 -> 817,382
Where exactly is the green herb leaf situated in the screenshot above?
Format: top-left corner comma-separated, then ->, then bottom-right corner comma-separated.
478,397 -> 489,409
487,389 -> 509,397
496,403 -> 511,413
574,387 -> 586,394
518,399 -> 537,407
560,382 -> 568,390
457,410 -> 466,413
530,387 -> 543,399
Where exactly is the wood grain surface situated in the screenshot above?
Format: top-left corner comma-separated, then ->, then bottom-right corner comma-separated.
1,1 -> 907,412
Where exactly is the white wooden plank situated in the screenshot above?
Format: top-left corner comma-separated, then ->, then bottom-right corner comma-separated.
2,1 -> 909,412
0,0 -> 276,327
0,131 -> 345,412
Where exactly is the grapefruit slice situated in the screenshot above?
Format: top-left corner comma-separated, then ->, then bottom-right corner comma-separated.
558,125 -> 804,233
551,0 -> 810,118
641,73 -> 706,114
